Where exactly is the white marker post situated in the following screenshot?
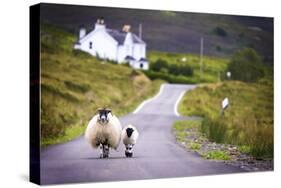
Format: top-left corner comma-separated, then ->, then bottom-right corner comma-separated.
221,97 -> 229,116
226,72 -> 231,80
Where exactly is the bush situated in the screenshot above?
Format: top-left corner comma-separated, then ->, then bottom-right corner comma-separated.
216,45 -> 222,52
143,70 -> 196,84
180,65 -> 193,76
150,58 -> 168,72
213,26 -> 227,37
169,64 -> 193,76
227,48 -> 265,82
150,58 -> 193,77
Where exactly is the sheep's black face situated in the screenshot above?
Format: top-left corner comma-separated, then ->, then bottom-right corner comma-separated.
126,127 -> 134,138
97,108 -> 112,125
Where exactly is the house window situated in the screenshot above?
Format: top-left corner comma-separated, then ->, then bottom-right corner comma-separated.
140,63 -> 143,69
89,42 -> 92,49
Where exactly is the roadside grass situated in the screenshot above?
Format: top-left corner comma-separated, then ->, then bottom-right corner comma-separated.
146,51 -> 229,83
41,124 -> 86,146
40,24 -> 164,147
203,151 -> 230,160
173,120 -> 198,143
189,142 -> 201,151
178,81 -> 273,159
173,120 -> 231,160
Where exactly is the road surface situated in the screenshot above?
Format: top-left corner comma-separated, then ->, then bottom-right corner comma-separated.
41,84 -> 245,184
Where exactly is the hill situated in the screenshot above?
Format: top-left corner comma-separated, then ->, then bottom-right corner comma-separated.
178,81 -> 273,158
40,3 -> 273,64
40,24 -> 163,146
147,51 -> 229,83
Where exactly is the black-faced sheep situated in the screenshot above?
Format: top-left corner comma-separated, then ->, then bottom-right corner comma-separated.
121,124 -> 139,157
85,108 -> 122,158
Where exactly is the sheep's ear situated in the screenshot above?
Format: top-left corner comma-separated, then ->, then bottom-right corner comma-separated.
106,108 -> 112,113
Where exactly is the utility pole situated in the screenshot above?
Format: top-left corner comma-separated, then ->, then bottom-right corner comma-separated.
200,37 -> 204,81
139,23 -> 142,40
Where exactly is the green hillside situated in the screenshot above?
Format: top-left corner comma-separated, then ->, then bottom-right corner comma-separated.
147,51 -> 229,83
179,81 -> 273,158
40,3 -> 273,63
40,24 -> 163,146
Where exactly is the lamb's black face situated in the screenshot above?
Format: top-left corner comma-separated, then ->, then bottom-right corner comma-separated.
97,108 -> 112,125
126,127 -> 134,137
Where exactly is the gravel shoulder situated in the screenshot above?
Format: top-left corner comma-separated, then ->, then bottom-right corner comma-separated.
173,120 -> 273,172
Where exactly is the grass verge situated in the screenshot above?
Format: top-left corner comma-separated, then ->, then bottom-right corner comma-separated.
173,120 -> 231,160
178,81 -> 273,159
203,151 -> 230,160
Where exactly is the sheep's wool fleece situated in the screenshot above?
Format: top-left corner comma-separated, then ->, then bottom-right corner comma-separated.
85,114 -> 122,149
121,124 -> 139,145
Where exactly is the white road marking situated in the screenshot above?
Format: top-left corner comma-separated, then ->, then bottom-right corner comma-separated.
174,90 -> 187,117
133,84 -> 165,114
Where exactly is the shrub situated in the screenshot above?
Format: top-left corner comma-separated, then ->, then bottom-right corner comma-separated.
227,48 -> 265,82
168,64 -> 193,76
150,58 -> 168,72
213,26 -> 227,37
143,70 -> 196,84
150,59 -> 193,78
216,45 -> 222,52
180,65 -> 193,76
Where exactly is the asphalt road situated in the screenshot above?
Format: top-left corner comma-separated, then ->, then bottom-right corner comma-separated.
41,84 -> 245,185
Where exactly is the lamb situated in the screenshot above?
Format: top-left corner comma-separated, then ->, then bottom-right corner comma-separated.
121,124 -> 139,157
85,108 -> 122,158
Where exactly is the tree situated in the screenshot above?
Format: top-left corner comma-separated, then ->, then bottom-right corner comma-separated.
227,48 -> 265,82
213,26 -> 227,37
151,58 -> 168,72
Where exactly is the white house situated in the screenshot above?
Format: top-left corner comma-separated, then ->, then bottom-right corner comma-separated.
74,18 -> 149,70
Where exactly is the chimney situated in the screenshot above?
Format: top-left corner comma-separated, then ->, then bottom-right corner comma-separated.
122,25 -> 131,33
79,28 -> 86,39
95,17 -> 106,30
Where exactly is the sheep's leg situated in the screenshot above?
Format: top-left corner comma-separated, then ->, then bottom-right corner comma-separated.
99,144 -> 104,158
99,144 -> 109,158
103,145 -> 109,158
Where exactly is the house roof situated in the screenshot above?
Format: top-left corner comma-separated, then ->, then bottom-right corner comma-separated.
125,55 -> 135,60
139,57 -> 148,62
106,29 -> 126,44
78,25 -> 145,45
107,29 -> 145,45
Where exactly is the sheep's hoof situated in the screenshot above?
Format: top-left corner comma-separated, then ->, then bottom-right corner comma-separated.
100,153 -> 109,158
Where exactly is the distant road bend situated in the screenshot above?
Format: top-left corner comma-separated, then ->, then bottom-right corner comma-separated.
41,84 -> 245,184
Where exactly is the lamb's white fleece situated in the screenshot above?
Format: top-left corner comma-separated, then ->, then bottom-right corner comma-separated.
85,113 -> 122,150
121,124 -> 139,145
